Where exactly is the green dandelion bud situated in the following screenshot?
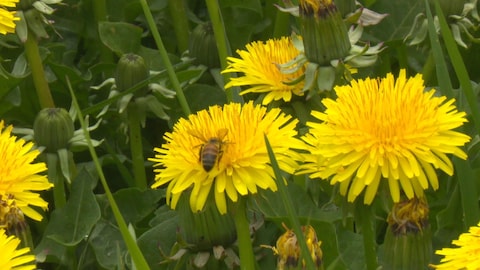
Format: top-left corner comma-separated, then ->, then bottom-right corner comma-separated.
382,198 -> 432,270
177,192 -> 237,252
115,53 -> 149,96
189,22 -> 220,68
33,108 -> 74,153
299,0 -> 351,65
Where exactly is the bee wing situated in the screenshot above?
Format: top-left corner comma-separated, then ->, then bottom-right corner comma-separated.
217,128 -> 228,140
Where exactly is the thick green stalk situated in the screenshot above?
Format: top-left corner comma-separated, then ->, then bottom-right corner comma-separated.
355,203 -> 378,270
127,103 -> 147,189
24,32 -> 55,108
46,153 -> 66,209
205,0 -> 243,103
139,0 -> 191,116
168,0 -> 189,52
92,0 -> 113,64
232,199 -> 255,270
67,79 -> 151,270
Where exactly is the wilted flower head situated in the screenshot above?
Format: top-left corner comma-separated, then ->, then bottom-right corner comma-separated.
0,0 -> 19,34
0,228 -> 35,270
430,222 -> 480,269
150,102 -> 304,214
222,37 -> 305,105
299,70 -> 470,204
0,120 -> 53,221
263,223 -> 323,269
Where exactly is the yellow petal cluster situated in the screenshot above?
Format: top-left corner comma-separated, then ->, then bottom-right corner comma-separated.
300,70 -> 470,204
0,228 -> 35,270
430,222 -> 480,269
150,102 -> 304,214
0,0 -> 19,35
0,120 -> 53,221
222,37 -> 305,104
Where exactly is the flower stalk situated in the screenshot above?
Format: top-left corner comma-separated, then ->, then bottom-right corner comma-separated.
355,203 -> 377,270
24,31 -> 55,108
127,102 -> 147,189
138,0 -> 191,117
205,0 -> 243,103
168,0 -> 189,52
67,78 -> 151,270
231,198 -> 255,270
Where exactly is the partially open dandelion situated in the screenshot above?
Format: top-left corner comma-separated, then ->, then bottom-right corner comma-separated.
150,102 -> 304,214
383,197 -> 432,269
222,37 -> 305,105
0,228 -> 35,270
0,0 -> 19,35
430,222 -> 480,269
0,120 -> 53,221
262,223 -> 323,270
299,70 -> 470,204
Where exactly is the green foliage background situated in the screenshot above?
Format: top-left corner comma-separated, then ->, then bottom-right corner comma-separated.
1,0 -> 480,269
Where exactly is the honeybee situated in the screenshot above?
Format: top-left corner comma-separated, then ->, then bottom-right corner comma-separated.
196,128 -> 228,172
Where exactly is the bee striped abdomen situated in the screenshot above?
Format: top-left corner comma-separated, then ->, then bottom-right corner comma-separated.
200,138 -> 222,172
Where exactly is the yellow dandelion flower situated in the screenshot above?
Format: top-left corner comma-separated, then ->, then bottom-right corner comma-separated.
150,102 -> 304,214
300,70 -> 470,204
430,222 -> 480,269
222,37 -> 305,105
0,0 -> 19,35
0,228 -> 35,270
0,120 -> 53,221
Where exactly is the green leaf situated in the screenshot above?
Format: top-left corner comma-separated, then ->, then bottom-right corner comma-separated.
137,205 -> 179,269
99,22 -> 143,55
47,167 -> 101,245
96,188 -> 165,225
35,168 -> 100,264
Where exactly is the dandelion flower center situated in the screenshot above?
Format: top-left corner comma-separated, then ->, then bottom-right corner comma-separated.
300,70 -> 470,204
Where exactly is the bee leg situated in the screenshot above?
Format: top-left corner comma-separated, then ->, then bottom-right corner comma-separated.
217,149 -> 224,169
199,145 -> 204,162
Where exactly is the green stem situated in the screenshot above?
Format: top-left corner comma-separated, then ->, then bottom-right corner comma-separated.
67,78 -> 151,270
139,0 -> 191,116
46,153 -> 67,209
205,0 -> 243,103
454,157 -> 480,228
24,32 -> 55,108
92,0 -> 113,64
168,0 -> 190,52
127,102 -> 147,189
421,50 -> 435,86
355,203 -> 377,270
264,135 -> 317,269
273,1 -> 291,38
232,199 -> 256,270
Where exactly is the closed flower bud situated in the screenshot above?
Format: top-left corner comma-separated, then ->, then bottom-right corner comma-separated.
33,108 -> 74,152
189,22 -> 220,68
299,0 -> 351,65
382,198 -> 432,270
115,53 -> 149,96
